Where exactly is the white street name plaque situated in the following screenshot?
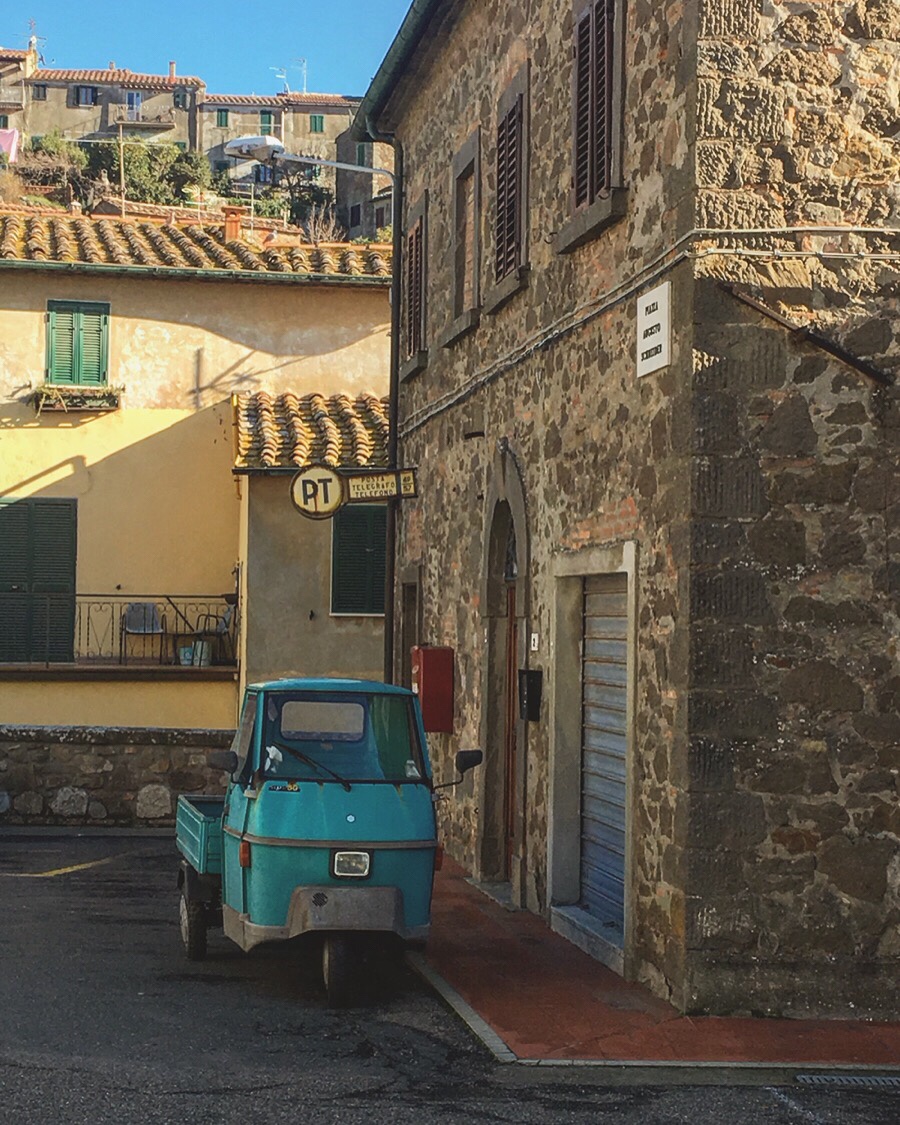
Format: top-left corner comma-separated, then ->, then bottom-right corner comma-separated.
636,281 -> 671,378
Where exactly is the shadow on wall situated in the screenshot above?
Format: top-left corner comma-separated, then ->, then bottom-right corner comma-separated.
0,402 -> 239,595
0,277 -> 390,368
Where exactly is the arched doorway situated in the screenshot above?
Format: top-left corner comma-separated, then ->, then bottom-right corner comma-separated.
479,442 -> 529,899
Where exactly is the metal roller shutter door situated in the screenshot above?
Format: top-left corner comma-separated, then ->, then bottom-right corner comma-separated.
580,573 -> 628,946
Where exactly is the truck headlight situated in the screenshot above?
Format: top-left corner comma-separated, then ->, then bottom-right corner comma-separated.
333,850 -> 370,878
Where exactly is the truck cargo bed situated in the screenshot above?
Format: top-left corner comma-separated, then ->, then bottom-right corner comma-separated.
176,794 -> 225,875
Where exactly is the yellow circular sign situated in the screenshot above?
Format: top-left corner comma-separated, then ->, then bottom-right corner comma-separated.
290,465 -> 345,519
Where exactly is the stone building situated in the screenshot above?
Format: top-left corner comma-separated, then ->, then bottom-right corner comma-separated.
0,42 -> 393,224
356,0 -> 900,1018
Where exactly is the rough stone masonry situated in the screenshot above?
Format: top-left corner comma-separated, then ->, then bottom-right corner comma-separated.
384,0 -> 898,1017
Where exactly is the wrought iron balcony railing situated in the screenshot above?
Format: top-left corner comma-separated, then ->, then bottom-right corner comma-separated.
110,105 -> 176,128
0,593 -> 238,668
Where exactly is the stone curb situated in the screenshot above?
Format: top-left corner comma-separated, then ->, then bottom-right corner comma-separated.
405,951 -> 900,1080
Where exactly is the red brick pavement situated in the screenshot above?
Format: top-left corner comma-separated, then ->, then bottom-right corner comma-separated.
425,858 -> 900,1064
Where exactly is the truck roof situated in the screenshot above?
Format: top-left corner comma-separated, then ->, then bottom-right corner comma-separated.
246,677 -> 415,696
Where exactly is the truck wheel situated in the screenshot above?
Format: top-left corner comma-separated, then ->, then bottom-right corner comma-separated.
179,892 -> 207,961
322,934 -> 354,1007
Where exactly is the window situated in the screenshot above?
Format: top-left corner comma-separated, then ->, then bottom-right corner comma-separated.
310,114 -> 324,133
214,160 -> 230,174
254,162 -> 274,184
558,0 -> 626,252
375,206 -> 386,228
32,84 -> 47,101
260,110 -> 274,136
174,141 -> 187,152
453,130 -> 480,319
46,301 -> 109,386
483,65 -> 529,313
216,108 -> 229,128
331,506 -> 386,615
356,142 -> 368,166
403,194 -> 427,372
75,86 -> 98,107
495,82 -> 524,283
0,115 -> 7,130
173,90 -> 187,110
574,0 -> 617,208
349,203 -> 361,228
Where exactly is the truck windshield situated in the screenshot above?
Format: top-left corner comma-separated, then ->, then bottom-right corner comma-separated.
260,691 -> 426,784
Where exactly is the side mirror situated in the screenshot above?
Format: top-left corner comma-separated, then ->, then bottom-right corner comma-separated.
209,750 -> 239,775
455,749 -> 483,776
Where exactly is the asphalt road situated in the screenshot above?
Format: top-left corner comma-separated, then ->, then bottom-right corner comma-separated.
0,834 -> 897,1124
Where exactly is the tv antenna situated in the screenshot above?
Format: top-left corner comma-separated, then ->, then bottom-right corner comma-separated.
293,58 -> 307,94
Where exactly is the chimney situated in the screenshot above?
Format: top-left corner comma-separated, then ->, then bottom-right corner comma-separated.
224,206 -> 242,243
169,61 -> 176,79
109,61 -> 116,70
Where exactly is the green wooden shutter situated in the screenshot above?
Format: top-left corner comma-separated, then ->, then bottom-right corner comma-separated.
48,306 -> 76,384
0,498 -> 76,662
332,506 -> 386,615
47,302 -> 109,386
77,307 -> 108,386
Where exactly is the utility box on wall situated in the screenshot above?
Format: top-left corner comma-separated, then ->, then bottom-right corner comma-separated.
411,645 -> 454,733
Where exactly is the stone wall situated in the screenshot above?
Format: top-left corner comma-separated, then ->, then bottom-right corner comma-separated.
390,0 -> 696,997
0,726 -> 233,827
682,0 -> 900,1017
380,0 -> 898,1015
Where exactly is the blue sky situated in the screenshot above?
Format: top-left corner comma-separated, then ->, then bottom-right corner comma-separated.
4,1 -> 411,96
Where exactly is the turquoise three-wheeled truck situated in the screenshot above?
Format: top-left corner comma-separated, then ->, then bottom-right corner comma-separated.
175,678 -> 481,1004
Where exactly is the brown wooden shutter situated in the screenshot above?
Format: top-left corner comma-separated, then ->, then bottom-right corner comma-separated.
405,218 -> 423,357
595,0 -> 614,196
574,9 -> 593,207
573,0 -> 616,208
495,95 -> 522,282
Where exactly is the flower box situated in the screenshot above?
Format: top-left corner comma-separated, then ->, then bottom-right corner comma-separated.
32,385 -> 123,413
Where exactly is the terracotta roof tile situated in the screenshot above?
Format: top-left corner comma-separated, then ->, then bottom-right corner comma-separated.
0,209 -> 392,282
202,94 -> 281,108
29,68 -> 204,89
234,392 -> 389,470
0,48 -> 30,61
202,91 -> 360,109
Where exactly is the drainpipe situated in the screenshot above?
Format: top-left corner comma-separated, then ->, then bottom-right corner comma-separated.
367,114 -> 403,684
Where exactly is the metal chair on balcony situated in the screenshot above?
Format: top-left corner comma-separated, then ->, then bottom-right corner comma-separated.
119,602 -> 167,664
193,603 -> 236,666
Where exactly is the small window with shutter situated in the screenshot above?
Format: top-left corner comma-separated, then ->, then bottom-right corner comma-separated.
403,193 -> 427,371
452,130 -> 481,322
573,0 -> 618,209
486,63 -> 529,308
46,301 -> 109,386
557,0 -> 626,252
331,505 -> 387,615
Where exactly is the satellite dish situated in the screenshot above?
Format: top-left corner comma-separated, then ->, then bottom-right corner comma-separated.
223,135 -> 285,162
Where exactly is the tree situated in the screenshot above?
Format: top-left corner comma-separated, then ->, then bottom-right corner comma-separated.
169,149 -> 212,200
84,141 -> 180,204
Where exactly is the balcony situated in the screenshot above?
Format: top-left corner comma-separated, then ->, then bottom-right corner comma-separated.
110,105 -> 176,130
0,593 -> 238,675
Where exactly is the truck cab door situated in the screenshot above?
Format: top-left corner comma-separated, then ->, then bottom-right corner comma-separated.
222,691 -> 259,916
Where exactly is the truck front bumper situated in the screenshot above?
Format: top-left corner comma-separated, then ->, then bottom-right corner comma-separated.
223,886 -> 430,951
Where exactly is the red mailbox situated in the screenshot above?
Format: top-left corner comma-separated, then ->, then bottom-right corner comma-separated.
411,645 -> 454,733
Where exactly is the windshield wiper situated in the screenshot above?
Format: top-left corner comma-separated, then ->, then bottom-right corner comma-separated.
271,741 -> 352,791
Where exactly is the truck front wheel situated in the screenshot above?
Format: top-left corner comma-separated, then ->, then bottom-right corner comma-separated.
322,934 -> 355,1006
179,892 -> 207,961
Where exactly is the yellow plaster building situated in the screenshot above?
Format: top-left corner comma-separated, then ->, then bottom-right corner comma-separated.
0,207 -> 391,733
